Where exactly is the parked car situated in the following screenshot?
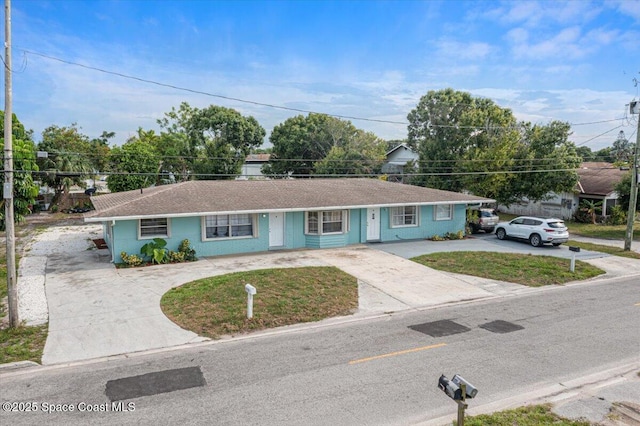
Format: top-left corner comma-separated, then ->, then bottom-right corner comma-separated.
495,216 -> 569,247
468,208 -> 499,233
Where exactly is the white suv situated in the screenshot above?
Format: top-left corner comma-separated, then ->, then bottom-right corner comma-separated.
495,216 -> 569,247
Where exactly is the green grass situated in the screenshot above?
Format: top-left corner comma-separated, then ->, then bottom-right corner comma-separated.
0,324 -> 48,364
567,240 -> 640,259
463,404 -> 591,426
412,252 -> 604,286
161,266 -> 358,339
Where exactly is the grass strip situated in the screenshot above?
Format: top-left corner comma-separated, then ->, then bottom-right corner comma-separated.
411,252 -> 604,287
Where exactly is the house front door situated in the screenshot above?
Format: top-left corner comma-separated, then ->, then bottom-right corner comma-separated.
269,213 -> 285,248
366,207 -> 380,241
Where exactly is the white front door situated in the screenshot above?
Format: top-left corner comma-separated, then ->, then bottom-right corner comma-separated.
269,213 -> 285,247
366,208 -> 380,241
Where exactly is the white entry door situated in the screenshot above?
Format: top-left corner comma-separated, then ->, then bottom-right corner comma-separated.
269,213 -> 285,247
366,207 -> 380,241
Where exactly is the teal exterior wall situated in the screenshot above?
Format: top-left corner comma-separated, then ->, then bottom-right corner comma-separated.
109,204 -> 466,263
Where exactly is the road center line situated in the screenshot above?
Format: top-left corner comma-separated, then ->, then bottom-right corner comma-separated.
349,343 -> 447,365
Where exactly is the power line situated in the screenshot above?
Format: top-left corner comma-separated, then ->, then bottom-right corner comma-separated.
20,48 -> 629,130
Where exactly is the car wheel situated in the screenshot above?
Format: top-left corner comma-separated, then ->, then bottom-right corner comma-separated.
496,228 -> 506,240
486,227 -> 495,233
529,233 -> 542,247
552,243 -> 561,246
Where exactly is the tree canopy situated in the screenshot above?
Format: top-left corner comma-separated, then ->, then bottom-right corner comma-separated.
106,129 -> 160,192
1,111 -> 39,229
263,113 -> 386,177
407,88 -> 581,205
158,102 -> 265,180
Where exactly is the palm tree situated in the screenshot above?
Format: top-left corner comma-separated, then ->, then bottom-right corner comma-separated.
580,199 -> 603,224
39,152 -> 93,209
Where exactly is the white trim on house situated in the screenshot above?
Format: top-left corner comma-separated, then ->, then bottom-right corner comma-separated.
434,204 -> 453,221
304,210 -> 349,235
200,213 -> 257,241
390,205 -> 419,228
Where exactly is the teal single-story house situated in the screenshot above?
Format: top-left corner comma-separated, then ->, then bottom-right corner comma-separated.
84,178 -> 493,263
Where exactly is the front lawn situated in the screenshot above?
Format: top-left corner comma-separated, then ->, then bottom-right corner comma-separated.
464,404 -> 591,425
161,266 -> 358,339
412,252 -> 604,286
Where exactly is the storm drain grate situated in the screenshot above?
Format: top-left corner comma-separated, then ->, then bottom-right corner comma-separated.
105,366 -> 206,402
409,320 -> 471,337
479,320 -> 524,334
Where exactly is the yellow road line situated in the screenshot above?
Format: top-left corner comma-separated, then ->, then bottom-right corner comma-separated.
349,343 -> 447,365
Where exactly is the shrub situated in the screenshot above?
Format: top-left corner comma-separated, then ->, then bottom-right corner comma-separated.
121,251 -> 143,267
167,250 -> 186,263
445,230 -> 464,240
430,234 -> 445,241
606,205 -> 627,225
178,239 -> 197,261
140,238 -> 169,264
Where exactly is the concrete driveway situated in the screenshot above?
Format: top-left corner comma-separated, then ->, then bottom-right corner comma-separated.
17,224 -> 640,365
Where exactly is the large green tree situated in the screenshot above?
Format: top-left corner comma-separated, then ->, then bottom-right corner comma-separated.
158,102 -> 265,180
0,111 -> 39,229
314,129 -> 387,175
407,88 -> 581,205
107,130 -> 160,192
36,124 -> 93,206
264,113 -> 383,177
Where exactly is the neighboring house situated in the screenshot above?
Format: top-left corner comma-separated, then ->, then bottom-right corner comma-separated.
382,144 -> 419,181
498,162 -> 626,219
84,178 -> 493,263
238,153 -> 271,180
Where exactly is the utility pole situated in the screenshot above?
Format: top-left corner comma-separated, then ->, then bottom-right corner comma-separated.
624,100 -> 639,251
3,0 -> 18,327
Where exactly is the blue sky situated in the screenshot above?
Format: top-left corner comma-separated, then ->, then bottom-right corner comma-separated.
4,0 -> 640,150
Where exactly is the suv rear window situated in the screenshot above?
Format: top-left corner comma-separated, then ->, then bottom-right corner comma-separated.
480,211 -> 494,217
546,221 -> 565,228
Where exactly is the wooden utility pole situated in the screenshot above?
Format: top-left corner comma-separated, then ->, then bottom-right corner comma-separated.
3,0 -> 18,327
624,100 -> 639,251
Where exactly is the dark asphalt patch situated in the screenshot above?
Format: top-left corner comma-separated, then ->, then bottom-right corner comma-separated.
479,320 -> 524,334
409,320 -> 471,337
105,366 -> 206,402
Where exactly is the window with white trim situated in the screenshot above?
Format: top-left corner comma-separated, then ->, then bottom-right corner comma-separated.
434,204 -> 453,221
203,214 -> 255,239
306,210 -> 348,235
391,206 -> 418,227
139,218 -> 169,238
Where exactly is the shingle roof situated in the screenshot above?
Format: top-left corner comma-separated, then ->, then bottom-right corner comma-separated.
85,178 -> 493,221
577,162 -> 626,196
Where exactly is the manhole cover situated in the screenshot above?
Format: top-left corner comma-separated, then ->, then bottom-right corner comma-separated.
106,366 -> 206,402
479,320 -> 524,334
409,320 -> 471,337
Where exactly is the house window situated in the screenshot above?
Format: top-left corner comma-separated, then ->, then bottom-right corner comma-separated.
391,206 -> 418,227
306,210 -> 347,235
434,204 -> 453,221
203,214 -> 255,239
139,218 -> 169,238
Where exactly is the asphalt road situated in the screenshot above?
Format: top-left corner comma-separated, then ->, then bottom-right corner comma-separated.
2,275 -> 638,425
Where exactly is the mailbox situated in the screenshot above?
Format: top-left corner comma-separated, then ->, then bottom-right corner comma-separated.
245,284 -> 256,295
569,246 -> 580,252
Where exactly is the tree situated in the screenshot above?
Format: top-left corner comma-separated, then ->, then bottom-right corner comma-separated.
0,111 -> 39,230
89,131 -> 115,173
575,146 -> 595,162
611,131 -> 632,164
614,171 -> 638,214
264,113 -> 375,177
509,120 -> 581,204
158,102 -> 265,180
36,124 -> 93,207
406,89 -> 581,205
314,129 -> 387,175
579,199 -> 603,224
107,130 -> 160,192
594,146 -> 613,163
187,105 -> 265,179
